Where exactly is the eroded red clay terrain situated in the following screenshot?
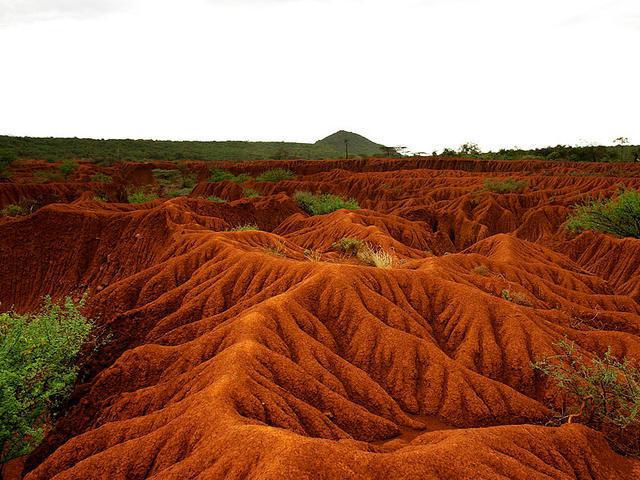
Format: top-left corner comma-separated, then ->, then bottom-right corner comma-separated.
2,157 -> 640,479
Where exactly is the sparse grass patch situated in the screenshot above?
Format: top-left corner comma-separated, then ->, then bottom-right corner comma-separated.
207,196 -> 226,203
90,172 -> 112,183
304,249 -> 322,262
566,189 -> 640,239
127,191 -> 158,204
228,223 -> 259,232
472,265 -> 490,276
263,240 -> 286,257
532,339 -> 640,457
501,289 -> 533,306
256,168 -> 295,182
483,178 -> 528,194
294,191 -> 359,215
243,188 -> 260,198
0,204 -> 26,217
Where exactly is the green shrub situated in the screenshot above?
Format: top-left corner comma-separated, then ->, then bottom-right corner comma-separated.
243,188 -> 260,198
207,196 -> 226,203
532,339 -> 640,457
90,172 -> 112,183
0,149 -> 17,164
208,168 -> 235,182
127,191 -> 158,204
294,191 -> 359,215
483,178 -> 528,193
209,168 -> 251,183
0,297 -> 93,465
566,189 -> 640,238
177,165 -> 197,188
0,204 -> 26,217
228,223 -> 259,231
0,151 -> 17,178
58,159 -> 79,179
0,162 -> 10,179
256,168 -> 294,182
152,168 -> 196,197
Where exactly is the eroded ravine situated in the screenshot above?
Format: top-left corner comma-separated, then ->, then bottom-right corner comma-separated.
1,157 -> 640,479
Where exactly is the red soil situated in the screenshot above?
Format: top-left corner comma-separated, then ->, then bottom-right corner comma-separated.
2,157 -> 640,479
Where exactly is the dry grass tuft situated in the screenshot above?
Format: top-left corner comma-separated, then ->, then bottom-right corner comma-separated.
472,265 -> 490,276
357,243 -> 395,269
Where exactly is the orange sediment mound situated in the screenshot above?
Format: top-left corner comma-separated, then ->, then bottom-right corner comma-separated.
1,157 -> 640,479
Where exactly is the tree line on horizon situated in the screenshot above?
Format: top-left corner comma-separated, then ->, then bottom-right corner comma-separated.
0,135 -> 638,169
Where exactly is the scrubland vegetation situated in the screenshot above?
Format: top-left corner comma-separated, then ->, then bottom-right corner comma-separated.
127,191 -> 159,204
0,131 -> 389,163
483,178 -> 529,194
533,340 -> 640,457
209,168 -> 251,183
256,169 -> 295,182
567,189 -> 640,239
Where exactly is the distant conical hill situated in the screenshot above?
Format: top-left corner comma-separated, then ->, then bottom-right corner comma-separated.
315,130 -> 388,157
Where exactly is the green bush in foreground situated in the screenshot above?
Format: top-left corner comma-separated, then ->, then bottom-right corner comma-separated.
566,189 -> 640,239
256,169 -> 294,182
532,339 -> 640,457
127,191 -> 159,204
0,297 -> 93,465
483,178 -> 528,194
294,192 -> 359,215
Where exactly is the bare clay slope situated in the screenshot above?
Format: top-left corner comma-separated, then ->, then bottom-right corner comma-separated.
1,157 -> 640,479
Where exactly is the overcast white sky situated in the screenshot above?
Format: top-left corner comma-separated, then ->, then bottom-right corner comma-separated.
0,0 -> 638,153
